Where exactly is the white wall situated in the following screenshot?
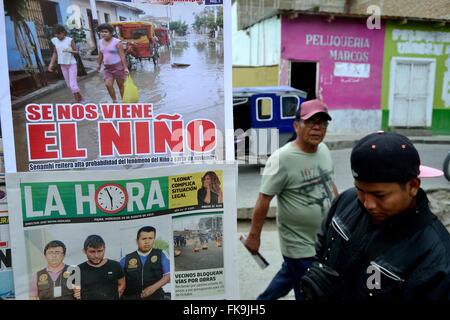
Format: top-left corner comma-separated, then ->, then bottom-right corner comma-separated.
115,6 -> 140,22
71,0 -> 140,49
327,109 -> 381,135
232,2 -> 280,67
70,0 -> 95,48
98,5 -> 117,24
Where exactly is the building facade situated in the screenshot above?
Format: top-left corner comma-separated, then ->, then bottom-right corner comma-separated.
381,21 -> 450,134
233,0 -> 450,135
6,0 -> 144,71
232,2 -> 280,87
279,15 -> 385,134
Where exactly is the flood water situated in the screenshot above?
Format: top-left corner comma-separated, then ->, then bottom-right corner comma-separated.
12,33 -> 225,171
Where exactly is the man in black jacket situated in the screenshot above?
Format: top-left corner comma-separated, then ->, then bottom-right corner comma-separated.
301,131 -> 450,300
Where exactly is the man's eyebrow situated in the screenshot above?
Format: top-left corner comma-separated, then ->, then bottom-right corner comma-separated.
370,191 -> 387,196
355,186 -> 387,195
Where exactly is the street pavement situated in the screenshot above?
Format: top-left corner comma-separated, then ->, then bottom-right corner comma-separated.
175,239 -> 224,271
237,142 -> 450,219
237,219 -> 293,299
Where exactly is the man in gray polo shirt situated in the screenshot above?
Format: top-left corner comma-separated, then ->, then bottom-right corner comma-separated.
244,99 -> 338,300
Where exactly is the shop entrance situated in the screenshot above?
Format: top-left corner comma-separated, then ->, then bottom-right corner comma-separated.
290,61 -> 317,100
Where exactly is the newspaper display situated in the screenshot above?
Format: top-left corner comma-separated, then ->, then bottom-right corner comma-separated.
0,0 -> 236,300
0,0 -> 229,173
7,163 -> 238,300
0,136 -> 15,299
0,203 -> 14,299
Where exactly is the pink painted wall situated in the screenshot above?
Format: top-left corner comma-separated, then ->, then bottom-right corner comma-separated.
281,16 -> 385,110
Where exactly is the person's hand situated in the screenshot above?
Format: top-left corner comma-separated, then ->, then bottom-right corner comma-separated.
124,67 -> 130,75
73,286 -> 81,300
214,185 -> 222,196
48,65 -> 54,72
141,284 -> 156,298
244,233 -> 260,255
96,64 -> 101,72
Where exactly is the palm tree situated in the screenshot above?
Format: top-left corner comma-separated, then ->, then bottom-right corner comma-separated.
4,0 -> 48,88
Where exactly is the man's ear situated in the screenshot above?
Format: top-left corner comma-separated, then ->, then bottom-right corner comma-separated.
293,120 -> 300,132
408,178 -> 420,197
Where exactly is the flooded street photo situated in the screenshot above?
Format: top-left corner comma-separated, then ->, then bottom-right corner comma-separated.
12,32 -> 224,171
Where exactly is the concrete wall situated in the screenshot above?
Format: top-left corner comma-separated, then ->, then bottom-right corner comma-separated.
236,0 -> 278,30
232,66 -> 279,87
53,0 -> 71,23
351,0 -> 450,21
236,0 -> 346,30
71,0 -> 140,49
71,0 -> 97,48
327,109 -> 381,135
115,6 -> 140,22
98,5 -> 118,24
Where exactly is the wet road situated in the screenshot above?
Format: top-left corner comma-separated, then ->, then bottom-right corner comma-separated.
174,239 -> 224,271
13,33 -> 224,171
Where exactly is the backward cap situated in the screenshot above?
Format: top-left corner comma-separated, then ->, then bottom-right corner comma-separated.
350,132 -> 420,182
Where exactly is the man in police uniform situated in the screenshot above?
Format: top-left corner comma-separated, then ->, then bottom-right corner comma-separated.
120,226 -> 170,299
29,240 -> 74,300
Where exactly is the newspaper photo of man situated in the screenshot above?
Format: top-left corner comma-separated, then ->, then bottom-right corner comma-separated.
75,235 -> 125,300
29,240 -> 74,300
120,226 -> 170,300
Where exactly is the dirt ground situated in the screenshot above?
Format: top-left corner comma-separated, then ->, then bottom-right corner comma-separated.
428,188 -> 450,231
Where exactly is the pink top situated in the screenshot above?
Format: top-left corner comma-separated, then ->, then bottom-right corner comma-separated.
99,37 -> 121,65
29,264 -> 65,298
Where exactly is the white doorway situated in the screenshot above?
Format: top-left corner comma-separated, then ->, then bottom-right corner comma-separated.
388,57 -> 435,127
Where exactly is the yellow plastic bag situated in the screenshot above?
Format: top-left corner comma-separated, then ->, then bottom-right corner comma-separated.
123,75 -> 139,103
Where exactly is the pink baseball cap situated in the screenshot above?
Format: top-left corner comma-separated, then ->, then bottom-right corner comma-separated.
419,165 -> 443,178
296,99 -> 332,121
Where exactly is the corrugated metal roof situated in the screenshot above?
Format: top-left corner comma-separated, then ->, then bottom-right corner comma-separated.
236,0 -> 450,30
97,0 -> 145,14
233,86 -> 307,98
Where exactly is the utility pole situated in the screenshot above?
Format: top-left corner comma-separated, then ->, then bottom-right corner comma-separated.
214,5 -> 217,38
89,0 -> 99,55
